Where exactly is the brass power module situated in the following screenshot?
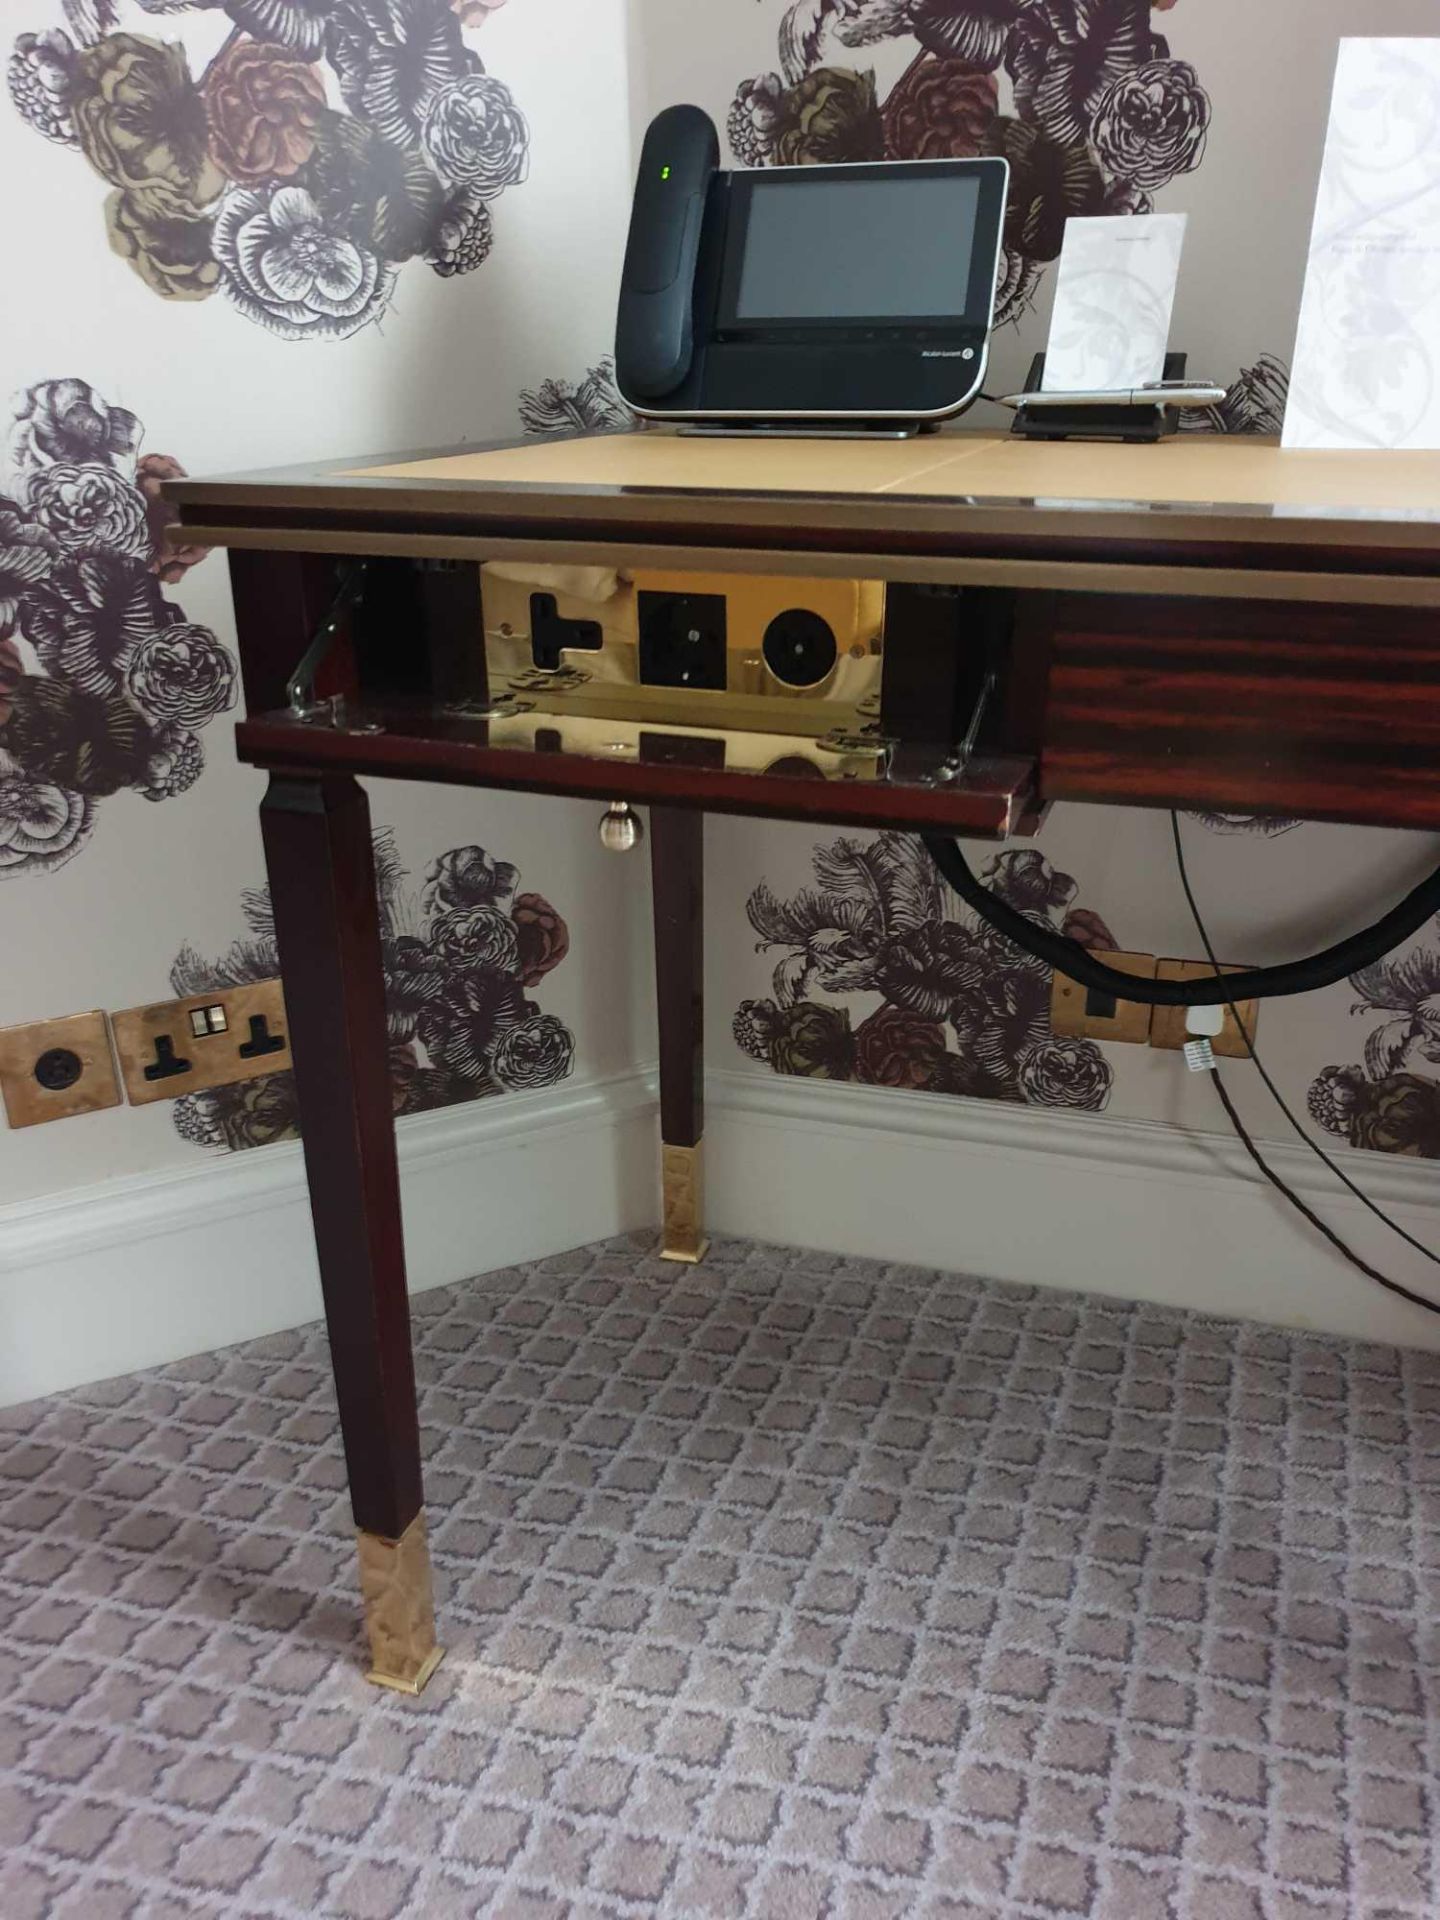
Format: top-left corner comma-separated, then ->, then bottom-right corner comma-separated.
481,565 -> 886,741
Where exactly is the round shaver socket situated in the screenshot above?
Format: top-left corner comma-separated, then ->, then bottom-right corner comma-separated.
761,608 -> 839,690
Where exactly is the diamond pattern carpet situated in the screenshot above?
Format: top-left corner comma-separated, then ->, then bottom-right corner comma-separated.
2,1235 -> 1439,1919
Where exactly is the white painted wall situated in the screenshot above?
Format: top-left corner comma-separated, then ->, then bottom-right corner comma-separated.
9,1061 -> 1440,1407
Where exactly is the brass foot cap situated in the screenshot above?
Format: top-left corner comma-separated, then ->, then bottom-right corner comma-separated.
661,1238 -> 710,1265
366,1645 -> 445,1696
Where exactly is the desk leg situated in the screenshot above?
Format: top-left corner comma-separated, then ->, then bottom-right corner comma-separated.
650,806 -> 707,1263
259,773 -> 443,1695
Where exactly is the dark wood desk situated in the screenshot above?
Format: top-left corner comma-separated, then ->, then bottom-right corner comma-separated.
168,428 -> 1440,1691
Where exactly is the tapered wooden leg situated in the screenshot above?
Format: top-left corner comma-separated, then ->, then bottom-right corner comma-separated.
260,773 -> 442,1693
650,805 -> 707,1263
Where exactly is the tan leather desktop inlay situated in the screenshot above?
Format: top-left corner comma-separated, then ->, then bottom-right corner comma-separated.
351,433 -> 974,497
351,430 -> 1440,515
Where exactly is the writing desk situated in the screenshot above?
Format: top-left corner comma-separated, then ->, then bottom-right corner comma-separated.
167,428 -> 1440,1690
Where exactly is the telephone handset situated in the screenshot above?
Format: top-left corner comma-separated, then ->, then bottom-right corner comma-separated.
615,104 -> 718,400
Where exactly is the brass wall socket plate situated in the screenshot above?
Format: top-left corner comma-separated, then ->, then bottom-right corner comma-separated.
112,978 -> 289,1106
0,1010 -> 122,1128
1050,950 -> 1158,1045
1149,960 -> 1258,1058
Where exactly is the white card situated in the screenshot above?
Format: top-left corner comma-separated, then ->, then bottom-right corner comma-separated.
1041,214 -> 1187,393
1284,39 -> 1440,449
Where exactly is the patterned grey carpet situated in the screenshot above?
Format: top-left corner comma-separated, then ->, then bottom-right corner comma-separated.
2,1235 -> 1439,1920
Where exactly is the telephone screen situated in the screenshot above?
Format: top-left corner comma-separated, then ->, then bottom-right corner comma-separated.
733,172 -> 983,323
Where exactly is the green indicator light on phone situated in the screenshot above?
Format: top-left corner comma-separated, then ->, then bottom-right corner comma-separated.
661,165 -> 671,180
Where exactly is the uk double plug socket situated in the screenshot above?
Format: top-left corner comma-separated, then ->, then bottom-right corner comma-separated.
111,979 -> 289,1106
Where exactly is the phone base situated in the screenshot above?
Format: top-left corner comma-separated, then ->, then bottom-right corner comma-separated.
675,420 -> 939,440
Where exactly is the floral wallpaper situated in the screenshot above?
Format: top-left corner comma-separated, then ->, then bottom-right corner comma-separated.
724,0 -> 1291,428
1309,932 -> 1440,1162
733,824 -> 1440,1171
0,376 -> 228,877
172,830 -> 575,1150
8,0 -> 527,336
728,0 -> 1212,329
732,830 -> 1117,1111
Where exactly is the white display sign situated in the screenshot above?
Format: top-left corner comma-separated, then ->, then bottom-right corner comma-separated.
1284,38 -> 1440,449
1041,213 -> 1187,393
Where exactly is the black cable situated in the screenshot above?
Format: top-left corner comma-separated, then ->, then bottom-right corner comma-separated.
1209,1068 -> 1440,1316
925,819 -> 1440,1311
923,832 -> 1440,1007
1169,811 -> 1440,1270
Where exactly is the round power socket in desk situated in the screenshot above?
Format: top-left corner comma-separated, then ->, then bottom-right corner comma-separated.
762,609 -> 838,689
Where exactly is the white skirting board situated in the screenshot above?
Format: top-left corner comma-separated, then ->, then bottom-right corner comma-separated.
705,1069 -> 1440,1355
6,1064 -> 1440,1405
0,1071 -> 657,1407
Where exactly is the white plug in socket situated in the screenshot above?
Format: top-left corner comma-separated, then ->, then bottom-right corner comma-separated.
1185,1005 -> 1226,1037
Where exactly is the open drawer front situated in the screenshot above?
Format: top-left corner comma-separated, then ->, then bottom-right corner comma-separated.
236,700 -> 1038,838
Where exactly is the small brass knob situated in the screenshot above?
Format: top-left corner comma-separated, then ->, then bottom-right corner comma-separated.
598,801 -> 644,852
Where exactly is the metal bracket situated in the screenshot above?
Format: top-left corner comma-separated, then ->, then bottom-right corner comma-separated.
957,668 -> 997,765
934,669 -> 996,782
286,561 -> 381,731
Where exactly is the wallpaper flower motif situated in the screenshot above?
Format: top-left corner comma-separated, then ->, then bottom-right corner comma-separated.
1306,928 -> 1440,1162
0,376 -> 227,878
733,828 -> 1116,1111
881,54 -> 996,161
171,830 -> 575,1151
1090,56 -> 1208,190
1179,354 -> 1292,438
202,35 -> 325,183
517,357 -> 632,436
732,0 -> 1212,326
1187,809 -> 1301,837
6,0 -> 527,336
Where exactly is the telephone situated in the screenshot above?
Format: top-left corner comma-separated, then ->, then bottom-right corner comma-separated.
614,105 -> 1009,433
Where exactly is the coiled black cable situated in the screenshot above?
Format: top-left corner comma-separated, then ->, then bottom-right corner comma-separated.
923,832 -> 1440,1007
